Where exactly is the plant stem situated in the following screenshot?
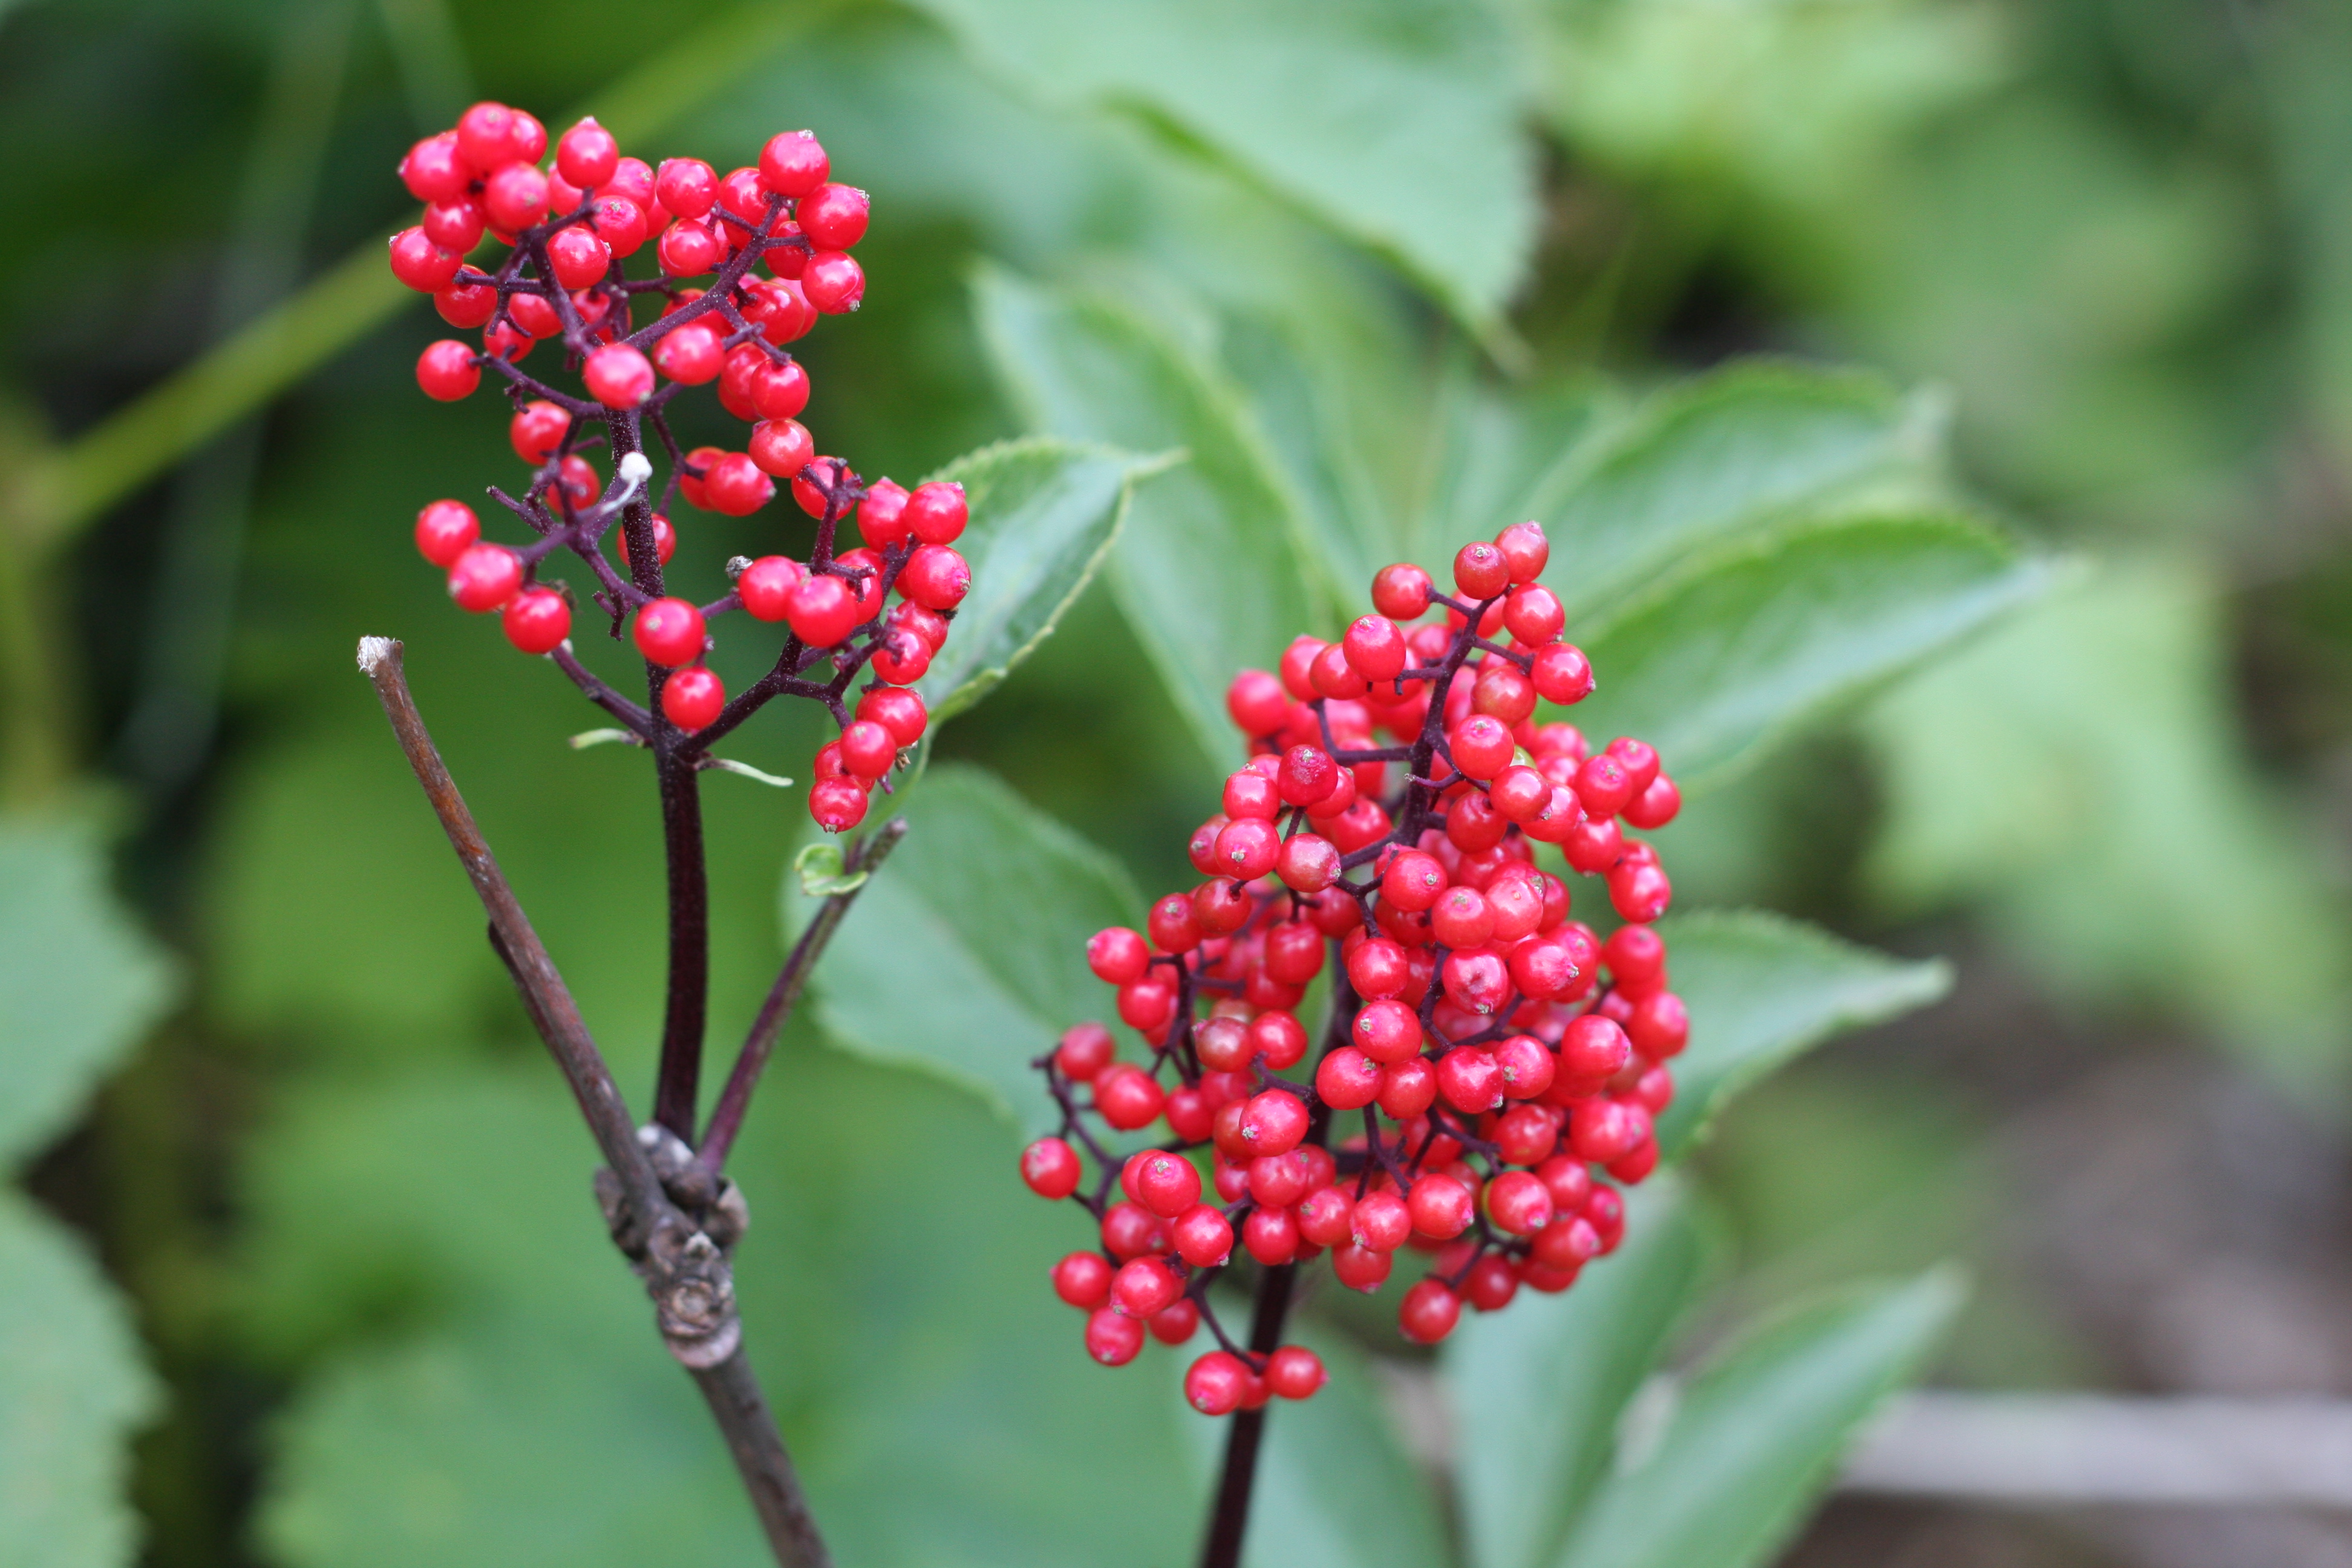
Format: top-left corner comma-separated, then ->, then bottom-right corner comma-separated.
653,745 -> 710,1136
1198,1261 -> 1301,1568
690,1351 -> 833,1568
698,816 -> 907,1174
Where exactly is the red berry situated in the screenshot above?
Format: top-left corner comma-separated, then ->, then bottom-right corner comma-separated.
1276,833 -> 1340,893
1531,643 -> 1594,705
1436,1046 -> 1504,1113
1628,992 -> 1688,1059
615,513 -> 676,575
1624,773 -> 1681,829
799,182 -> 870,249
1172,1204 -> 1233,1267
1055,1021 -> 1116,1081
1315,1047 -> 1383,1109
1095,1065 -> 1165,1131
481,162 -> 550,233
1111,1255 -> 1184,1318
446,544 -> 522,612
1085,927 -> 1151,985
506,400 -> 566,465
501,587 -> 570,653
544,223 -> 610,290
1407,1173 -> 1475,1240
857,478 -> 910,547
1372,562 -> 1434,620
1243,1205 -> 1300,1264
1344,615 -> 1408,681
388,227 -> 462,292
399,131 -> 473,204
1226,669 -> 1289,735
414,500 -> 479,566
583,344 -> 654,408
905,480 -> 968,544
1495,520 -> 1549,583
661,667 -> 724,731
1376,1056 -> 1437,1117
1150,1299 -> 1201,1344
759,131 -> 829,197
781,570 -> 857,642
1454,541 -> 1511,599
1022,1134 -> 1083,1198
1399,1278 -> 1462,1344
901,544 -> 970,610
1609,858 -> 1672,923
415,339 -> 480,400
1449,715 -> 1515,781
557,117 -> 619,188
833,719 -> 894,780
802,250 -> 864,313
1381,849 -> 1448,912
1486,1170 -> 1555,1235
1331,1243 -> 1393,1293
809,776 -> 869,834
736,556 -> 805,621
434,282 -> 497,328
1264,1345 -> 1325,1400
1052,1251 -> 1111,1308
749,417 -> 814,478
1352,999 -> 1422,1064
654,218 -> 722,278
422,197 -> 485,252
656,158 -> 718,218
633,597 -> 707,667
1085,1307 -> 1145,1366
701,452 -> 774,517
1186,1351 -> 1253,1416
1238,1089 -> 1307,1155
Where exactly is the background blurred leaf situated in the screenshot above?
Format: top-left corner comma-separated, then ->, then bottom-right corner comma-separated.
1550,1268 -> 1963,1568
816,763 -> 1138,1131
1862,558 -> 2352,1088
1447,1180 -> 1712,1568
1653,912 -> 1953,1159
1569,514 -> 2053,785
975,266 -> 1326,766
901,0 -> 1536,333
913,437 -> 1159,724
0,815 -> 171,1565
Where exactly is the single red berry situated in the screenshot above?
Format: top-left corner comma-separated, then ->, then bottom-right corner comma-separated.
399,131 -> 473,204
1085,1307 -> 1145,1367
1372,562 -> 1434,620
652,318 -> 725,384
1151,1299 -> 1202,1345
799,182 -> 870,249
1226,669 -> 1290,735
1381,849 -> 1449,912
1239,1089 -> 1308,1155
1495,519 -> 1549,582
1052,1251 -> 1111,1308
1531,643 -> 1595,705
545,223 -> 611,290
905,480 -> 968,544
1406,1173 -> 1475,1240
857,478 -> 910,547
779,573 -> 855,647
802,250 -> 864,313
1344,615 -> 1408,681
446,543 -> 521,612
422,197 -> 485,252
415,339 -> 480,400
554,453 -> 599,509
454,102 -> 516,170
1474,663 -> 1537,725
414,500 -> 479,566
1263,923 -> 1324,987
633,597 -> 707,667
434,282 -> 497,328
759,130 -> 829,197
1264,1345 -> 1325,1400
1436,1046 -> 1504,1113
656,157 -> 719,219
1464,1253 -> 1519,1312
736,556 -> 805,621
1568,1099 -> 1645,1163
1094,1065 -> 1166,1131
1186,1351 -> 1252,1416
1085,926 -> 1151,985
501,587 -> 570,653
1628,992 -> 1689,1059
1609,858 -> 1672,923
1275,833 -> 1339,893
1449,715 -> 1514,781
1399,1278 -> 1463,1344
481,162 -> 550,232
556,117 -> 619,188
1486,1170 -> 1555,1236
1054,1021 -> 1116,1082
1172,1203 -> 1234,1267
508,400 -> 568,465
808,775 -> 869,833
1315,1047 -> 1383,1110
1111,1255 -> 1184,1318
1495,1034 -> 1556,1100
702,452 -> 774,516
1454,541 -> 1511,599
749,417 -> 814,478
716,165 -> 770,227
583,343 -> 655,408
1331,1243 -> 1393,1293
1560,1014 -> 1633,1082
1243,1204 -> 1300,1265
832,719 -> 893,779
900,544 -> 970,611
388,227 -> 462,292
1376,1056 -> 1437,1117
1624,773 -> 1681,829
1530,1215 -> 1602,1272
507,292 -> 562,338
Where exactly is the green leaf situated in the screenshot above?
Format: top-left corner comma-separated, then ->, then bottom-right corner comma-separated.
0,1193 -> 159,1567
1544,365 -> 1949,626
1447,1180 -> 1712,1568
1550,1270 -> 1964,1568
1861,558 -> 2352,1087
815,763 -> 1139,1131
914,437 -> 1163,724
1178,1312 -> 1455,1568
1654,912 -> 1952,1160
1569,514 -> 2053,786
793,841 -> 869,900
975,266 -> 1324,767
0,814 -> 177,1164
906,0 -> 1537,331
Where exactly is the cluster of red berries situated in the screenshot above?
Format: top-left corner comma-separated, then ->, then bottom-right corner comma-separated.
391,103 -> 970,829
1019,523 -> 1687,1416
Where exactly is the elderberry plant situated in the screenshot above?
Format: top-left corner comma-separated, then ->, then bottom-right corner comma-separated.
1023,523 -> 1687,1562
361,99 -> 1019,1568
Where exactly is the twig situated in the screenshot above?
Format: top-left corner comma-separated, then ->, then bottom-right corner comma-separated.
358,636 -> 832,1568
1198,1263 -> 1300,1568
698,816 -> 908,1172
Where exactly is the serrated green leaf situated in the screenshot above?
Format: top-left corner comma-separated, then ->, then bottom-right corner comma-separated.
0,1194 -> 159,1567
914,437 -> 1160,724
792,841 -> 869,900
1546,365 -> 1948,625
1177,1310 -> 1455,1568
0,814 -> 177,1166
1448,1180 -> 1712,1568
815,763 -> 1139,1131
1569,514 -> 2052,786
1550,1269 -> 1963,1568
907,0 -> 1537,332
975,266 -> 1324,767
1655,912 -> 1951,1160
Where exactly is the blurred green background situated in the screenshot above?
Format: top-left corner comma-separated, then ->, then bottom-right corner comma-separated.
5,0 -> 2351,1564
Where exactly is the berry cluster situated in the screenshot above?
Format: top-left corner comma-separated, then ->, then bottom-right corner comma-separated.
1019,525 -> 1687,1415
391,102 -> 970,829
